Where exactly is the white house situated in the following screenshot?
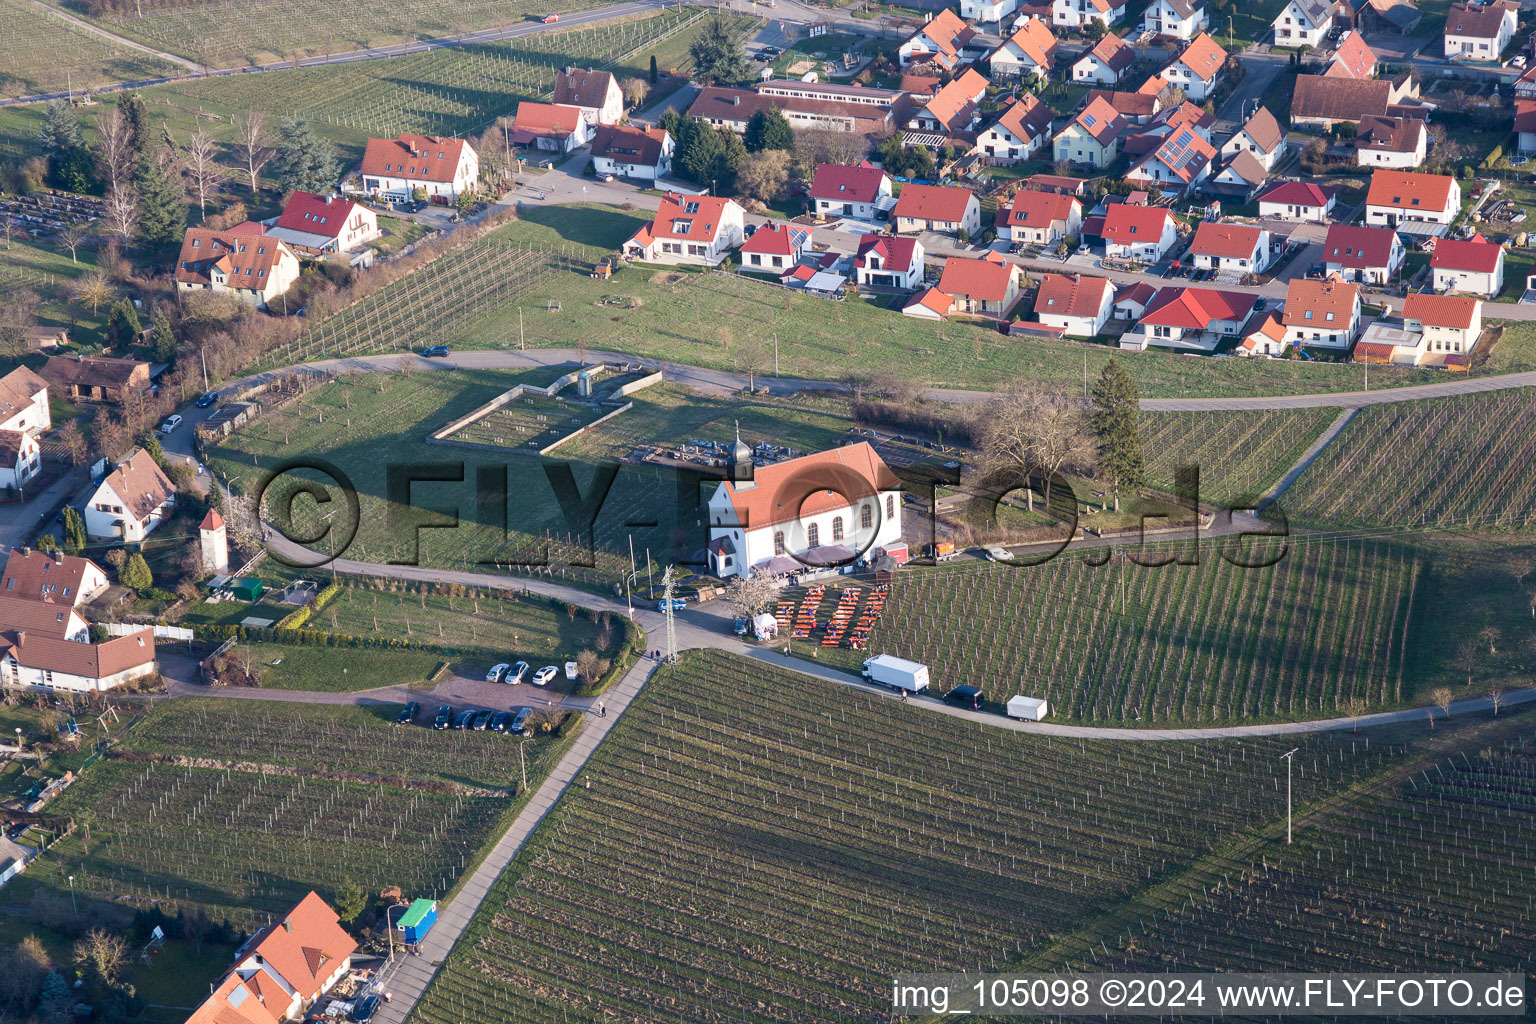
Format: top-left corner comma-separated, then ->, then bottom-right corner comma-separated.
1,549 -> 110,608
1443,0 -> 1518,59
809,163 -> 893,220
899,9 -> 977,68
624,194 -> 745,266
1187,222 -> 1270,273
1256,180 -> 1337,221
738,223 -> 812,272
893,184 -> 982,238
1054,0 -> 1127,29
1119,285 -> 1257,351
1101,204 -> 1178,260
1156,32 -> 1226,102
1143,0 -> 1208,39
1356,115 -> 1427,168
1073,33 -> 1138,85
1432,236 -> 1505,297
1034,273 -> 1115,336
1364,169 -> 1460,228
1221,106 -> 1284,171
1321,223 -> 1405,284
358,134 -> 479,200
553,68 -> 625,126
962,0 -> 1019,24
0,430 -> 41,494
590,125 -> 674,181
0,628 -> 156,694
989,17 -> 1058,82
511,102 -> 594,153
173,226 -> 302,310
706,441 -> 902,579
1401,292 -> 1483,363
82,448 -> 176,543
977,94 -> 1054,163
854,234 -> 926,289
911,69 -> 989,134
0,366 -> 50,436
1273,0 -> 1337,47
265,191 -> 379,256
997,189 -> 1083,245
937,257 -> 1025,316
1281,275 -> 1361,349
1125,128 -> 1216,196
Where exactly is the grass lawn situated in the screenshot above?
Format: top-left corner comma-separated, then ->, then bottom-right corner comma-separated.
489,203 -> 652,253
369,215 -> 433,258
233,642 -> 446,691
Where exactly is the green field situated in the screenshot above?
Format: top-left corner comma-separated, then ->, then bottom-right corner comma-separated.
7,697 -> 577,933
1139,407 -> 1340,506
0,0 -> 179,98
1278,389 -> 1536,531
225,642 -> 445,692
408,650 -> 1470,1024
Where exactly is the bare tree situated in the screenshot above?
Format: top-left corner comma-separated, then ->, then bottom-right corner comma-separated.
619,76 -> 649,107
181,905 -> 214,955
1479,624 -> 1501,655
1430,686 -> 1454,722
726,570 -> 778,620
59,420 -> 89,479
977,387 -> 1095,509
94,106 -> 136,195
733,336 -> 772,391
74,272 -> 114,316
184,130 -> 228,216
1488,685 -> 1505,716
1450,639 -> 1479,687
56,222 -> 90,264
574,648 -> 609,685
794,127 -> 866,168
1511,553 -> 1532,592
1345,696 -> 1367,733
234,110 -> 272,195
103,185 -> 138,240
72,928 -> 129,985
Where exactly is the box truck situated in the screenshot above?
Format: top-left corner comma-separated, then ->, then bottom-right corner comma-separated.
861,655 -> 930,693
1006,695 -> 1049,721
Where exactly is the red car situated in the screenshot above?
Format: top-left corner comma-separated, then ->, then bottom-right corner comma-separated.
541,12 -> 559,21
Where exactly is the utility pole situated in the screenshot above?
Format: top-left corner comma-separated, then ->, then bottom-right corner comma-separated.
518,740 -> 528,792
519,307 -> 525,350
1280,748 -> 1299,844
200,346 -> 209,392
662,564 -> 678,664
772,332 -> 779,376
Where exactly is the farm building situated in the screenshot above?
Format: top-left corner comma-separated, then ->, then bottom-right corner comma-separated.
41,354 -> 150,406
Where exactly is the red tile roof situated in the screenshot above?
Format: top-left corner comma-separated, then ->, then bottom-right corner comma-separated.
1101,204 -> 1174,243
513,101 -> 586,137
359,134 -> 469,184
1365,169 -> 1457,212
200,509 -> 225,531
998,189 -> 1079,230
739,222 -> 810,257
809,163 -> 889,204
174,228 -> 295,291
1114,280 -> 1157,308
590,124 -> 669,167
855,234 -> 921,274
1071,95 -> 1129,144
1257,180 -> 1336,207
1282,276 -> 1360,326
0,628 -> 154,679
1174,32 -> 1227,82
1189,222 -> 1264,259
98,448 -> 175,520
906,9 -> 977,62
554,68 -> 618,110
0,366 -> 47,423
1356,115 -> 1424,153
937,256 -> 1018,302
921,68 -> 989,131
987,92 -> 1053,144
1000,17 -> 1058,67
904,285 -> 953,316
1328,30 -> 1377,78
274,191 -> 363,241
1,549 -> 103,605
1083,32 -> 1137,73
1140,286 -> 1254,328
1445,0 -> 1515,40
1322,224 -> 1400,269
645,193 -> 739,242
1087,88 -> 1159,119
893,183 -> 976,224
718,442 -> 899,529
1403,292 -> 1480,329
1516,98 -> 1536,133
243,892 -> 358,1003
1431,237 -> 1503,273
1035,273 -> 1113,318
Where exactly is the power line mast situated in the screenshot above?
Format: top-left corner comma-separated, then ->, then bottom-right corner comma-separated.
662,564 -> 678,664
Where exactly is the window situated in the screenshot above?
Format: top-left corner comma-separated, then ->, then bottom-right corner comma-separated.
807,523 -> 820,547
773,531 -> 785,555
886,495 -> 895,520
832,517 -> 844,542
861,504 -> 873,530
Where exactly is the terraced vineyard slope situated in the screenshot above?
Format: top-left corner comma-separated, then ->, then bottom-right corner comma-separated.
1139,407 -> 1338,506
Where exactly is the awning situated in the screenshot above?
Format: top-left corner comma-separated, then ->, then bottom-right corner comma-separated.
753,555 -> 802,575
801,544 -> 856,565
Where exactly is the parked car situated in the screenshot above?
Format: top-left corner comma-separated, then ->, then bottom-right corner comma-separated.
352,995 -> 380,1022
658,598 -> 687,612
403,199 -> 428,213
564,661 -> 578,681
433,705 -> 453,729
471,710 -> 494,730
733,617 -> 750,636
506,661 -> 529,685
195,391 -> 219,408
158,414 -> 183,434
489,710 -> 512,732
532,665 -> 558,686
943,685 -> 985,710
511,707 -> 533,734
598,172 -> 615,182
421,345 -> 450,357
453,709 -> 477,730
486,663 -> 510,683
395,701 -> 420,725
1253,298 -> 1268,312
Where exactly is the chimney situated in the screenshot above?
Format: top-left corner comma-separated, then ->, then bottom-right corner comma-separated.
730,95 -> 740,106
53,550 -> 63,563
21,546 -> 29,556
14,632 -> 23,646
283,921 -> 292,933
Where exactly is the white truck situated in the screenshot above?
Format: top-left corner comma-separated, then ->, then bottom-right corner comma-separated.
1006,695 -> 1050,721
861,655 -> 930,693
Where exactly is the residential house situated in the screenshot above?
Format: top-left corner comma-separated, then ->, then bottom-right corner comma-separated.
1350,0 -> 1422,34
1517,100 -> 1536,154
265,192 -> 379,256
82,448 -> 176,543
1101,204 -> 1178,260
894,184 -> 982,238
854,234 -> 926,289
1289,72 -> 1421,128
689,87 -> 904,136
1273,0 -> 1337,46
1220,106 -> 1285,171
1125,100 -> 1215,147
1208,150 -> 1271,198
899,10 -> 978,68
1033,273 -> 1115,336
1054,0 -> 1127,29
1143,0 -> 1208,39
553,67 -> 625,126
1188,222 -> 1271,273
1,548 -> 110,608
1256,180 -> 1337,221
1087,88 -> 1162,123
184,892 -> 359,1024
738,223 -> 812,272
0,430 -> 40,493
1443,0 -> 1518,59
0,366 -> 50,436
936,256 -> 1025,315
1113,280 -> 1157,320
1321,223 -> 1404,283
358,134 -> 479,200
1356,115 -> 1427,168
1237,310 -> 1289,356
1364,169 -> 1461,228
1073,33 -> 1138,85
511,102 -> 593,153
976,94 -> 1054,163
809,163 -> 893,220
989,18 -> 1058,82
962,0 -> 1020,24
1157,32 -> 1226,102
1119,285 -> 1257,350
174,226 -> 301,309
1325,30 -> 1378,77
910,69 -> 989,134
903,285 -> 955,319
1053,95 -> 1128,167
997,189 -> 1083,244
590,125 -> 674,181
1402,292 -> 1483,363
1124,124 -> 1216,195
900,71 -> 944,101
623,194 -> 746,266
1281,275 -> 1361,349
41,355 -> 150,405
0,627 -> 155,694
1431,236 -> 1505,297
0,596 -> 88,644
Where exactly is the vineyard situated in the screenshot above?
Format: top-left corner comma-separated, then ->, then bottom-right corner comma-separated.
411,650 -> 1423,1024
10,699 -> 572,930
1276,389 -> 1536,531
0,0 -> 177,98
1139,407 -> 1338,507
812,537 -> 1421,725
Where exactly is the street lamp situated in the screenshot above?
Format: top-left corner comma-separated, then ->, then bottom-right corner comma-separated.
1279,748 -> 1299,845
69,875 -> 77,916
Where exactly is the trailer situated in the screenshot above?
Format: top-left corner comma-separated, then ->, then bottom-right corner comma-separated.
1006,695 -> 1049,721
861,654 -> 929,693
396,899 -> 438,945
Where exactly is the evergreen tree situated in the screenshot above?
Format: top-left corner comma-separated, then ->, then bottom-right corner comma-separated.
120,552 -> 153,591
678,126 -> 744,193
150,305 -> 176,363
134,156 -> 185,247
743,108 -> 794,152
271,120 -> 339,196
139,431 -> 166,467
37,970 -> 73,1024
688,17 -> 751,85
331,881 -> 366,925
62,507 -> 87,555
649,54 -> 659,84
107,298 -> 142,348
1090,359 -> 1143,497
118,92 -> 148,163
36,100 -> 84,157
